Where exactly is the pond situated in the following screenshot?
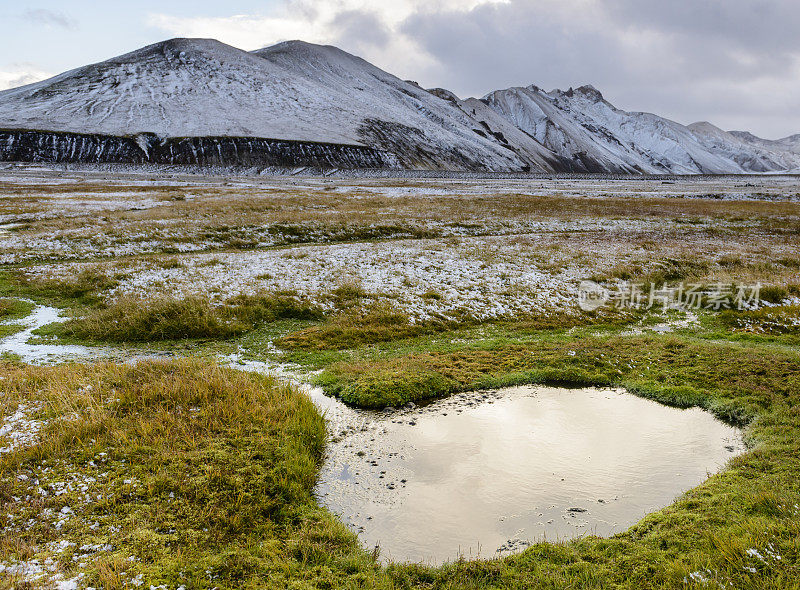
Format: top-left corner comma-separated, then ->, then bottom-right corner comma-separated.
314,385 -> 745,564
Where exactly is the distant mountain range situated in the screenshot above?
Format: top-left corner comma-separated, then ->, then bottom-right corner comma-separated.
1,38 -> 798,174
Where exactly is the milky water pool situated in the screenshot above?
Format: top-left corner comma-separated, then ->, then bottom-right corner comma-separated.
315,385 -> 745,564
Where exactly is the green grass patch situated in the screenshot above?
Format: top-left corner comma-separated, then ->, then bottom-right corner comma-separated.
12,268 -> 118,306
225,290 -> 324,325
278,305 -> 642,353
0,359 -> 383,589
596,258 -> 711,286
759,285 -> 790,305
0,324 -> 24,339
318,334 -> 799,421
56,291 -> 324,344
0,298 -> 34,321
60,296 -> 248,342
277,303 -> 450,351
0,268 -> 120,310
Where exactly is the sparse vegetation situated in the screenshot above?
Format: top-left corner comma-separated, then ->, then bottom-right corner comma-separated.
720,304 -> 800,335
599,258 -> 711,286
7,268 -> 118,306
278,302 -> 447,350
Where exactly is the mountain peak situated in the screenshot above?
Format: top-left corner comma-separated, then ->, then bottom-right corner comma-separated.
541,85 -> 605,103
253,40 -> 370,68
688,121 -> 725,134
574,85 -> 604,101
111,38 -> 246,63
729,130 -> 761,142
255,39 -> 339,55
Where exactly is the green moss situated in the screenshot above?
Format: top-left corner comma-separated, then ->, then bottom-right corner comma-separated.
317,334 -> 798,424
0,324 -> 24,338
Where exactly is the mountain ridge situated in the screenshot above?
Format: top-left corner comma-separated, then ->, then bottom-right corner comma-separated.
0,37 -> 797,173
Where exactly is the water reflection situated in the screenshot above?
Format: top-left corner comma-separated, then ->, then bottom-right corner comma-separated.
316,386 -> 745,564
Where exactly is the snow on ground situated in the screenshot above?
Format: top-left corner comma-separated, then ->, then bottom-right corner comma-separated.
24,236 -> 585,320
0,216 -> 692,264
1,169 -> 795,265
4,169 -> 798,321
0,402 -> 46,454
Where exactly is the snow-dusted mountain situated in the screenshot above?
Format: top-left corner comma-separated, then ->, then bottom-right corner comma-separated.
0,38 -> 539,170
687,122 -> 800,172
481,85 -> 772,174
0,37 -> 797,173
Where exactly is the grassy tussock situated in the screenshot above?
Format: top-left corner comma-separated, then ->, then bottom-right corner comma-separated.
0,298 -> 33,320
278,303 -> 446,351
759,285 -> 790,304
62,296 -> 247,342
0,360 -> 380,589
21,268 -> 117,304
225,290 -> 324,324
5,269 -> 118,306
61,291 -> 323,343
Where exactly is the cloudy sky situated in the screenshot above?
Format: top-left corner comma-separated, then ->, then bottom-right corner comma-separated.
1,0 -> 798,138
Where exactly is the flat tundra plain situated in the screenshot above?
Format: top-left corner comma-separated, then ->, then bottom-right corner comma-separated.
2,165 -> 799,321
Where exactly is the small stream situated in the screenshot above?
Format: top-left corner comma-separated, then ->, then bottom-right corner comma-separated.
0,305 -> 103,363
1,305 -> 746,565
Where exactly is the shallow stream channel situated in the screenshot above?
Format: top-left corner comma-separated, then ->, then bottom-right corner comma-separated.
1,305 -> 746,565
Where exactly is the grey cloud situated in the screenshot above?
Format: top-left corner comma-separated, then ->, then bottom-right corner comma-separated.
23,8 -> 78,30
401,3 -> 640,94
330,10 -> 391,52
604,0 -> 800,57
397,0 -> 800,138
